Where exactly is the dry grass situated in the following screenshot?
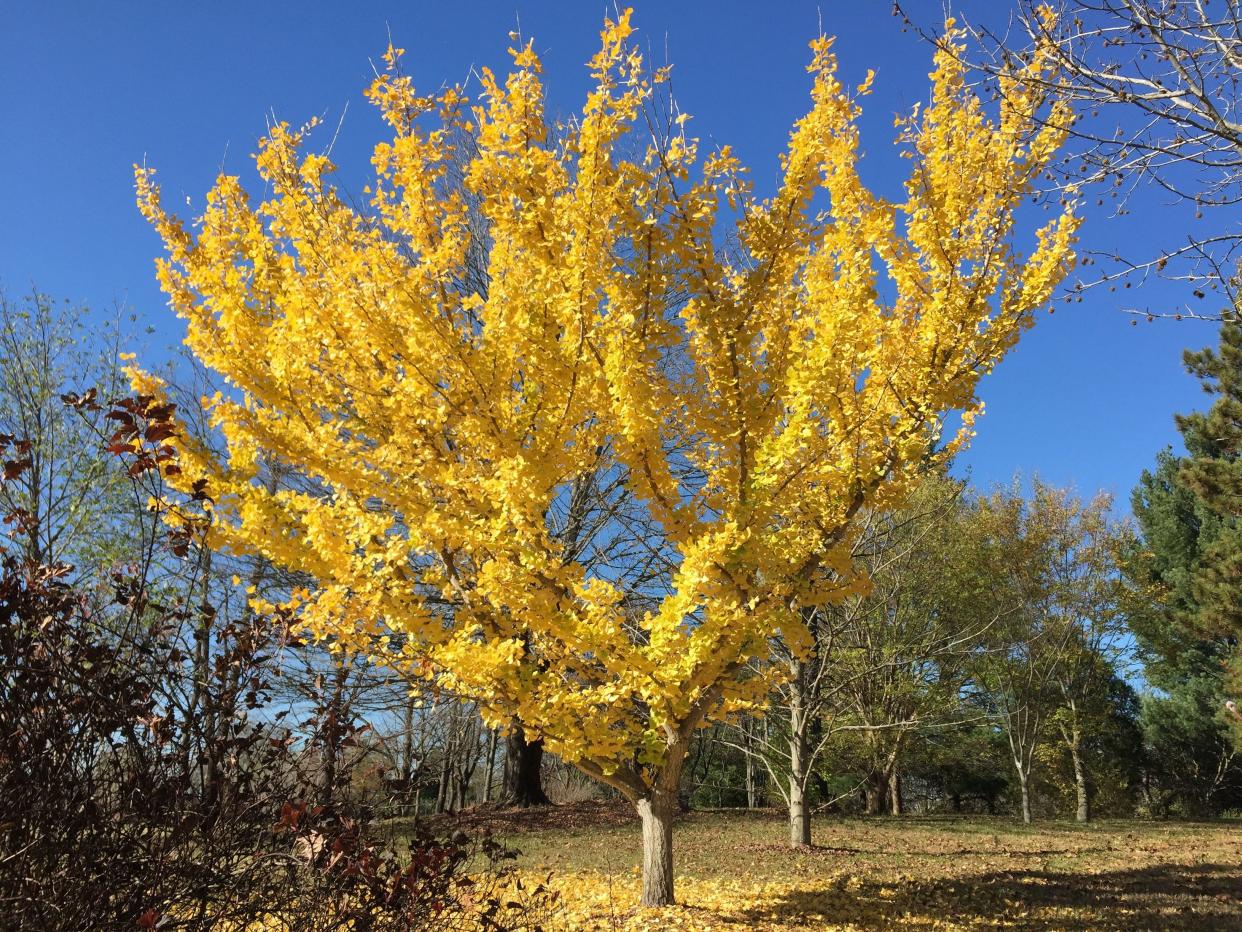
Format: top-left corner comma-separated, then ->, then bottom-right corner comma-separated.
452,803 -> 1242,929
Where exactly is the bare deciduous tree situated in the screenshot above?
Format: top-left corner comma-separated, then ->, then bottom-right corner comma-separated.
899,0 -> 1242,320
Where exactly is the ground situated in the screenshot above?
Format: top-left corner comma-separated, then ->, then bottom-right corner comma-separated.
440,802 -> 1242,930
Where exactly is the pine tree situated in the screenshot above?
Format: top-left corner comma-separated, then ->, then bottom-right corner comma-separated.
1178,319 -> 1242,647
1128,450 -> 1223,686
1127,315 -> 1242,814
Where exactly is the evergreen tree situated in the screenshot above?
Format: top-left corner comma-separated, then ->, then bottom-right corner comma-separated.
1140,675 -> 1242,817
1128,450 -> 1226,687
1128,317 -> 1242,814
1177,319 -> 1242,655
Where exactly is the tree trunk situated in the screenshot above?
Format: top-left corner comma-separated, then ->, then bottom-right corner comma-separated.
864,772 -> 885,815
482,727 -> 499,804
318,665 -> 349,809
435,753 -> 450,814
744,718 -> 760,809
888,769 -> 903,816
1070,733 -> 1090,823
456,728 -> 479,810
787,717 -> 811,845
950,791 -> 962,814
630,730 -> 694,908
1018,768 -> 1032,824
446,772 -> 460,813
787,659 -> 812,846
788,775 -> 811,846
502,725 -> 550,807
400,694 -> 418,815
637,789 -> 677,907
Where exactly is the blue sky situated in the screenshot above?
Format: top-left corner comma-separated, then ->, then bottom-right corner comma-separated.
0,2 -> 1218,511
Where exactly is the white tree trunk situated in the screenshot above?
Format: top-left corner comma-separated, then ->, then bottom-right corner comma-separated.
788,774 -> 811,846
787,658 -> 812,846
1018,768 -> 1032,824
745,721 -> 760,810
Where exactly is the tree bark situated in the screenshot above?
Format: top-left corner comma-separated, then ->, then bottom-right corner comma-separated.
788,775 -> 811,846
502,725 -> 550,807
1070,731 -> 1090,823
318,665 -> 349,810
786,659 -> 812,846
888,769 -> 903,816
627,723 -> 695,906
1018,768 -> 1032,824
743,718 -> 760,809
400,694 -> 417,814
435,748 -> 450,814
437,714 -> 458,814
482,727 -> 499,804
864,772 -> 885,815
637,789 -> 677,908
746,753 -> 759,809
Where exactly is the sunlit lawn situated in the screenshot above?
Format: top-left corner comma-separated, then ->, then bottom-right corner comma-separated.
435,802 -> 1242,929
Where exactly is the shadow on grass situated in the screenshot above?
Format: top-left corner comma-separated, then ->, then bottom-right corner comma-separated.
736,862 -> 1242,930
734,840 -> 1122,859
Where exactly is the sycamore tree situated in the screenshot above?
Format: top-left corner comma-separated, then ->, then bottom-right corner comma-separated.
132,12 -> 1075,907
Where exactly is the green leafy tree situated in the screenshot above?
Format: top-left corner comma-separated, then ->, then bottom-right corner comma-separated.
1127,496 -> 1240,812
831,475 -> 983,818
1037,488 -> 1130,823
0,289 -> 136,574
1039,664 -> 1142,818
736,474 -> 986,842
1128,449 -> 1221,678
968,482 -> 1073,824
905,721 -> 1010,815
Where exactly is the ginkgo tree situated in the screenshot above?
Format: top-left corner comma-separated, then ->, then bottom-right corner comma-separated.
132,10 -> 1076,907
